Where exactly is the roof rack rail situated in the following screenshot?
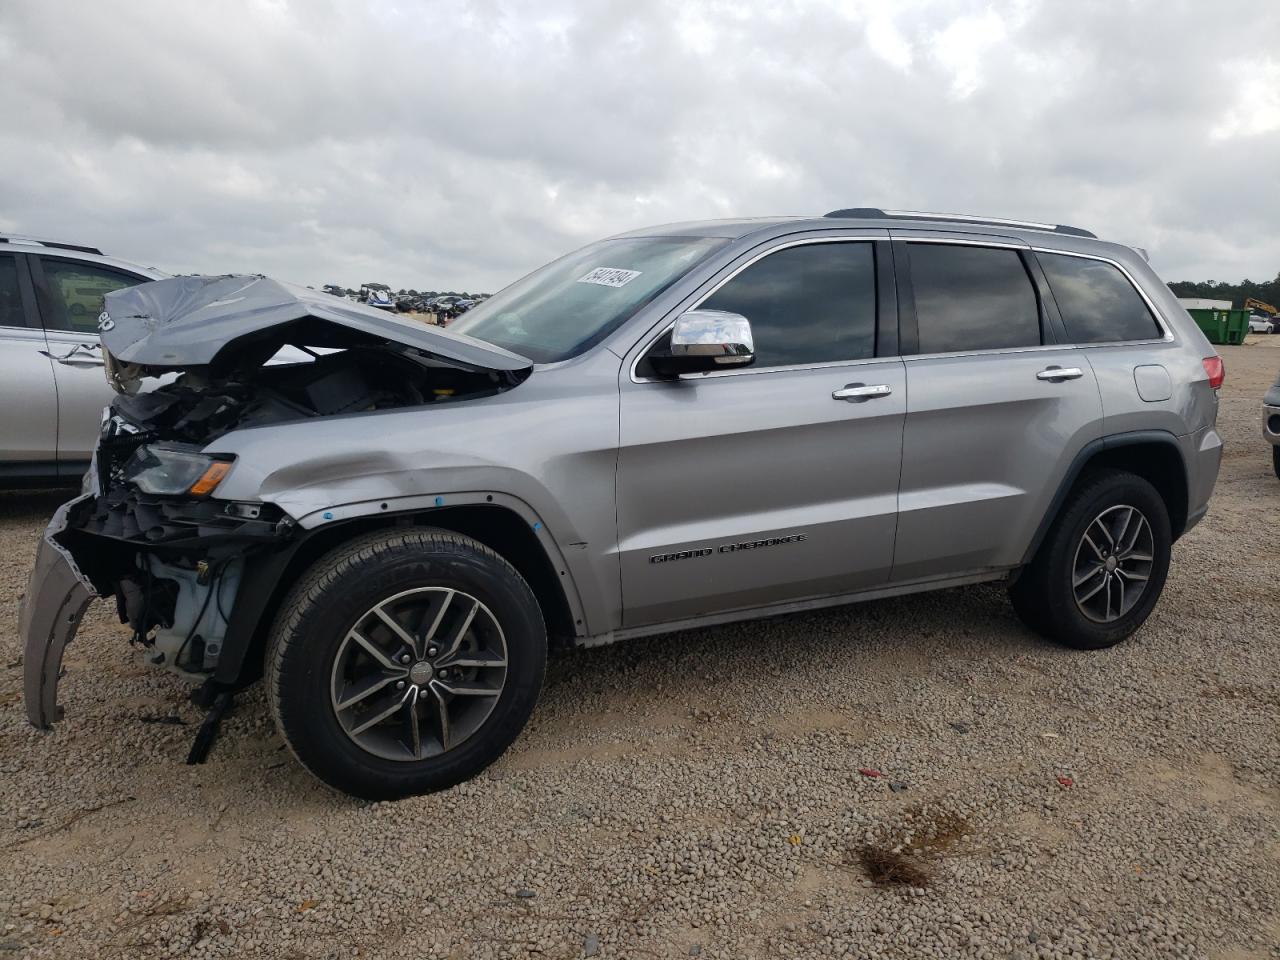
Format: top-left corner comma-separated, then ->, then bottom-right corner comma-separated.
822,207 -> 1096,239
0,234 -> 104,256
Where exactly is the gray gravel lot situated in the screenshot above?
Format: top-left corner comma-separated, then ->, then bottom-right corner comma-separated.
1,339 -> 1278,960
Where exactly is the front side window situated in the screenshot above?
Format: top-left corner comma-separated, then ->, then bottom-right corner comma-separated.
450,236 -> 727,363
38,258 -> 146,333
1038,252 -> 1161,343
908,244 -> 1040,353
0,255 -> 26,329
699,241 -> 877,368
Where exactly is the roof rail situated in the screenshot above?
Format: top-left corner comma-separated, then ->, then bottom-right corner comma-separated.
0,234 -> 103,256
822,207 -> 1096,239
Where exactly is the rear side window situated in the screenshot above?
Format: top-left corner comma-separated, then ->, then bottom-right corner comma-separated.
1038,252 -> 1161,343
0,255 -> 27,329
700,241 -> 876,367
908,244 -> 1040,353
36,258 -> 146,334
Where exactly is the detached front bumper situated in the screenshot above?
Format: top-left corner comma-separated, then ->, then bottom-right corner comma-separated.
20,495 -> 98,729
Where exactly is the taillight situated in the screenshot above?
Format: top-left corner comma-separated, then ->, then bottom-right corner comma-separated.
1202,355 -> 1225,390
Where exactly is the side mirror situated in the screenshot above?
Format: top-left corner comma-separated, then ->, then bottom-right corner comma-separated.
649,309 -> 755,378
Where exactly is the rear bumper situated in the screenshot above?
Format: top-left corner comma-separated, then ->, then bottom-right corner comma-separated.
20,495 -> 98,729
1180,425 -> 1223,536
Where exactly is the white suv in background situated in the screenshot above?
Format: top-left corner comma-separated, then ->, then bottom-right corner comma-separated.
0,235 -> 165,486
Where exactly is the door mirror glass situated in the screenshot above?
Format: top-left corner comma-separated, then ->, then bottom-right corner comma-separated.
650,309 -> 754,377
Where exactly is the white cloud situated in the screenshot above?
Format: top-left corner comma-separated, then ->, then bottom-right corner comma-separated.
929,7 -> 1009,98
0,0 -> 1276,291
1211,58 -> 1280,140
865,14 -> 914,71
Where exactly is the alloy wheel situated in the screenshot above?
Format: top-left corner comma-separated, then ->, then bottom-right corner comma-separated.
330,587 -> 507,761
1071,504 -> 1154,623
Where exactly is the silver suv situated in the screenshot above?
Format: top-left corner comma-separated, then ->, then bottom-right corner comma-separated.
0,234 -> 166,486
21,209 -> 1225,799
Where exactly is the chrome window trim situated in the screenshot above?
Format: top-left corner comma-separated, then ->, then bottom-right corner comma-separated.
629,237 -> 1175,384
897,236 -> 1030,250
1030,246 -> 1176,345
902,343 -> 1077,363
629,236 -> 883,384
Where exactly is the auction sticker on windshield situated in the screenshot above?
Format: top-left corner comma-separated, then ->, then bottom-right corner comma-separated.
576,267 -> 641,288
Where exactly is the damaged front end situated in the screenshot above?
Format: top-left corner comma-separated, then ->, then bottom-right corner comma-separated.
19,274 -> 531,743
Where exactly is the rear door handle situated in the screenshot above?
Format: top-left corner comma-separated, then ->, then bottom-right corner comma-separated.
1036,366 -> 1084,382
832,383 -> 892,401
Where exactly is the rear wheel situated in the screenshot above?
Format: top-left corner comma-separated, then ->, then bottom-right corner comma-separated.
1272,445 -> 1280,480
1011,469 -> 1171,650
267,528 -> 546,799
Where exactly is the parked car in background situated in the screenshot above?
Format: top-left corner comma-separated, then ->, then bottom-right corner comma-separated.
0,234 -> 165,487
359,282 -> 394,310
1264,370 -> 1280,479
22,209 -> 1224,800
322,284 -> 347,298
1247,315 -> 1278,334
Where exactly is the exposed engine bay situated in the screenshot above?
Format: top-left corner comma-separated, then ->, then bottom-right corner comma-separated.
78,343 -> 517,678
28,274 -> 533,754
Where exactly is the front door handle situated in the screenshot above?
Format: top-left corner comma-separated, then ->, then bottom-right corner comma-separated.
1036,366 -> 1084,382
832,383 -> 892,402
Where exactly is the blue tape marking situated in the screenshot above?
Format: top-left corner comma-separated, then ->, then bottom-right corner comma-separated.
434,496 -> 445,506
533,521 -> 542,530
323,511 -> 334,520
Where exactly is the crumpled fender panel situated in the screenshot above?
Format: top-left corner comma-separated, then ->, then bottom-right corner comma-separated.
21,497 -> 97,728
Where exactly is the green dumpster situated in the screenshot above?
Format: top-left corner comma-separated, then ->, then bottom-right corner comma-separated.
1189,308 -> 1253,345
1223,309 -> 1250,345
1187,308 -> 1229,344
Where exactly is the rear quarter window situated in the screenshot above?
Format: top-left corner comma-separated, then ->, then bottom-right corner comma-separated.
1038,252 -> 1161,343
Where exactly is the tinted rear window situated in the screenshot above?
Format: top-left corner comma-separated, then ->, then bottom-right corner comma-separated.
1038,253 -> 1161,343
908,244 -> 1040,353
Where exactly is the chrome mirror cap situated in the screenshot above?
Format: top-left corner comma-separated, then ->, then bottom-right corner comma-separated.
670,310 -> 754,366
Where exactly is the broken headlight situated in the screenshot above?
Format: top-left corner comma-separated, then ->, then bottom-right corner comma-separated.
123,443 -> 233,497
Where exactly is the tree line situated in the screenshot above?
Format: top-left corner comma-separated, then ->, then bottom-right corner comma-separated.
1167,272 -> 1280,308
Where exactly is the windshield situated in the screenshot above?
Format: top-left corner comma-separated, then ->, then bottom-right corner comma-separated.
450,236 -> 727,362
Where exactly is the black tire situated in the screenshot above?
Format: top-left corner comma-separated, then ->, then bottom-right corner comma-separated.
1010,468 -> 1171,650
1272,445 -> 1280,480
266,528 -> 546,800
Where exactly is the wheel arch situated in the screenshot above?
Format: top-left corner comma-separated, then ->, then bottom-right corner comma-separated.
1022,430 -> 1190,567
217,503 -> 580,691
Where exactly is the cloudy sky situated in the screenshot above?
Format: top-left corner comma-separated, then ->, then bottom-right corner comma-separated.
1,1 -> 1277,293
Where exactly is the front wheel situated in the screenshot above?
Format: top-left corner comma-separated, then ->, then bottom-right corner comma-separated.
1011,468 -> 1171,650
266,528 -> 546,799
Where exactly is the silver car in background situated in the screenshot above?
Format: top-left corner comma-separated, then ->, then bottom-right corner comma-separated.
21,209 -> 1224,799
0,234 -> 165,486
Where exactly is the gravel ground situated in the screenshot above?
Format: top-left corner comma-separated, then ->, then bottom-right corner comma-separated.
1,339 -> 1278,960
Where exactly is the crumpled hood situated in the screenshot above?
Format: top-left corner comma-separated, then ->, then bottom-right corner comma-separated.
100,274 -> 531,373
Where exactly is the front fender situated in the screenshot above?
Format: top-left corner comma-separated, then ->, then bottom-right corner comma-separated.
271,489 -> 599,638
